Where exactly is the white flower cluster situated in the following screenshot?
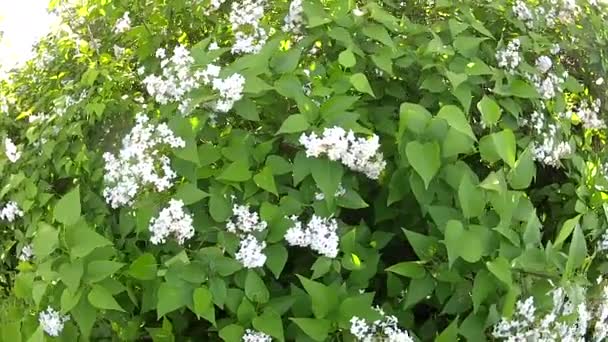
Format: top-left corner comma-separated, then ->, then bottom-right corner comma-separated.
492,285 -> 608,341
103,114 -> 185,208
212,73 -> 246,113
39,306 -> 70,337
535,56 -> 553,74
143,46 -> 201,115
114,12 -> 131,34
242,329 -> 272,342
299,127 -> 386,180
226,204 -> 268,268
19,244 -> 34,261
5,138 -> 21,163
229,0 -> 268,54
282,0 -> 304,35
0,201 -> 23,222
513,0 -> 534,27
522,111 -> 572,167
511,0 -> 579,29
350,311 -> 414,342
204,0 -> 227,13
314,183 -> 346,201
496,39 -> 521,72
149,199 -> 195,245
527,71 -> 566,100
284,215 -> 339,258
573,98 -> 605,130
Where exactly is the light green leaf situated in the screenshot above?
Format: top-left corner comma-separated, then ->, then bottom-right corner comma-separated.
219,324 -> 244,342
84,261 -> 124,283
32,223 -> 58,259
290,318 -> 331,342
405,141 -> 441,189
310,158 -> 343,205
479,130 -> 516,167
436,105 -> 476,141
385,261 -> 426,279
88,284 -> 125,312
486,257 -> 512,287
444,220 -> 483,266
276,114 -> 310,134
175,183 -> 209,205
507,147 -> 536,189
253,310 -> 284,341
472,269 -> 494,313
218,161 -> 251,182
193,286 -> 215,324
477,96 -> 502,126
554,215 -> 581,247
403,229 -> 440,261
565,225 -> 587,276
350,73 -> 375,97
458,176 -> 485,218
54,186 -> 80,226
297,275 -> 337,319
59,259 -> 84,294
435,318 -> 459,342
265,244 -> 288,279
66,224 -> 112,258
128,253 -> 157,280
399,102 -> 432,136
245,270 -> 269,303
338,49 -> 356,68
157,282 -> 191,318
253,166 -> 278,195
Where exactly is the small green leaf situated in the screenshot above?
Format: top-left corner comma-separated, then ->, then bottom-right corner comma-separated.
507,147 -> 536,189
310,158 -> 344,205
277,114 -> 310,134
218,161 -> 251,182
565,225 -> 587,276
458,176 -> 485,218
290,318 -> 331,342
253,310 -> 284,341
265,244 -> 288,279
479,130 -> 517,167
32,223 -> 58,259
338,49 -> 356,68
437,105 -> 476,141
84,261 -> 124,283
157,282 -> 191,318
128,253 -> 158,280
477,96 -> 502,126
385,262 -> 426,279
175,183 -> 208,205
88,284 -> 125,312
444,220 -> 483,266
405,141 -> 441,189
486,257 -> 512,287
253,166 -> 278,195
350,73 -> 375,97
297,275 -> 337,319
399,102 -> 432,136
555,215 -> 581,247
59,259 -> 84,293
435,318 -> 459,342
403,229 -> 440,261
472,269 -> 494,313
245,270 -> 270,303
219,324 -> 244,342
54,186 -> 80,226
193,286 -> 215,324
66,225 -> 112,258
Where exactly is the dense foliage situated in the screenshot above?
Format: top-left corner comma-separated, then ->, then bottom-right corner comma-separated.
2,0 -> 608,340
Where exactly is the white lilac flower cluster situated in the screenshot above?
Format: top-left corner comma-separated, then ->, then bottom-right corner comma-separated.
19,244 -> 34,261
39,306 -> 70,337
0,201 -> 23,222
211,73 -> 246,113
229,0 -> 268,54
572,98 -> 605,130
114,12 -> 131,34
284,215 -> 339,258
102,114 -> 185,208
495,39 -> 521,73
299,127 -> 386,180
282,0 -> 304,35
4,138 -> 21,163
526,71 -> 566,100
226,204 -> 268,268
149,199 -> 195,245
143,46 -> 202,115
521,111 -> 571,167
242,329 -> 272,342
492,284 -> 608,341
350,309 -> 414,342
314,183 -> 346,201
511,0 -> 579,29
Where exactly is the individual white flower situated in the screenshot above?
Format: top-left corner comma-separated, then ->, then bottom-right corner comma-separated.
550,43 -> 561,55
314,183 -> 346,201
212,73 -> 245,112
496,39 -> 521,72
235,234 -> 267,268
39,307 -> 70,337
114,12 -> 131,34
226,204 -> 268,234
299,127 -> 386,180
0,201 -> 23,222
18,244 -> 34,261
284,215 -> 339,258
229,0 -> 268,54
200,64 -> 221,85
242,329 -> 272,342
208,42 -> 220,51
4,138 -> 21,163
102,113 -> 185,208
282,0 -> 304,35
149,199 -> 195,245
536,55 -> 553,74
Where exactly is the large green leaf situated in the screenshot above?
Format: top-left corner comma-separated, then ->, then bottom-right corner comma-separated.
436,105 -> 476,141
88,284 -> 125,312
290,318 -> 331,342
54,186 -> 80,226
405,141 -> 441,189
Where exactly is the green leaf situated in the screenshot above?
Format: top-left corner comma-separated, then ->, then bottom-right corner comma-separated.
458,176 -> 485,218
297,275 -> 337,319
479,130 -> 516,167
403,229 -> 440,261
59,259 -> 84,293
399,102 -> 432,136
565,225 -> 587,276
444,220 -> 483,266
445,71 -> 468,89
219,324 -> 244,342
253,166 -> 278,195
554,215 -> 581,247
209,193 -> 232,222
350,73 -> 375,97
169,116 -> 200,166
290,318 -> 331,342
405,141 -> 441,189
277,114 -> 310,134
385,261 -> 426,279
507,147 -> 536,189
193,286 -> 215,325
128,253 -> 158,280
32,223 -> 58,259
338,49 -> 356,68
233,98 -> 260,121
88,284 -> 125,312
442,128 -> 474,157
61,288 -> 82,312
265,243 -> 288,279
218,161 -> 251,182
175,183 -> 208,205
477,96 -> 502,126
435,318 -> 459,342
253,310 -> 284,341
310,158 -> 343,205
404,274 -> 435,309
361,24 -> 395,48
72,297 -> 96,340
486,257 -> 512,287
66,224 -> 112,258
84,261 -> 124,283
302,0 -> 332,27
245,270 -> 270,303
54,186 -> 80,226
508,79 -> 539,98
157,282 -> 191,318
436,105 -> 476,141
472,269 -> 494,313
